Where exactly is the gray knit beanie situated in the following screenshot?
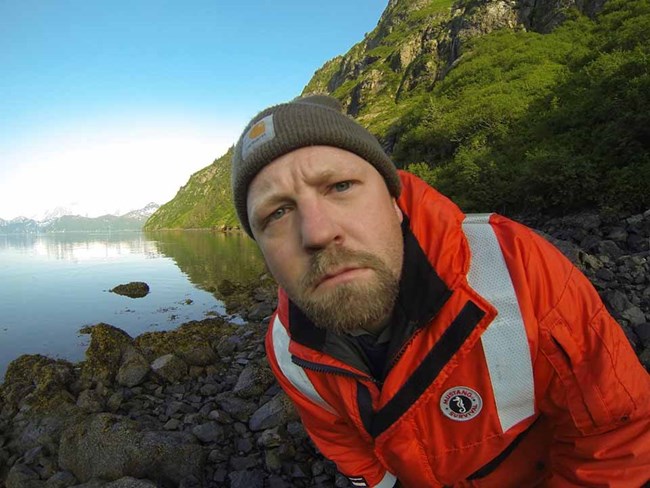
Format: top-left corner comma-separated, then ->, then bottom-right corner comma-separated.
231,94 -> 401,238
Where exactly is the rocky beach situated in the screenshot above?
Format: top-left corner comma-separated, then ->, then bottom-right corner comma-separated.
1,210 -> 649,488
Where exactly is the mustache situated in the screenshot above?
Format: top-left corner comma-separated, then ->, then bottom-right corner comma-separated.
300,247 -> 386,289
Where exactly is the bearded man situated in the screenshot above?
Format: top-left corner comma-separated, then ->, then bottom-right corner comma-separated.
231,95 -> 650,487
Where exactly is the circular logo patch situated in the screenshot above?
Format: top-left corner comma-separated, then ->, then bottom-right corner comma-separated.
440,386 -> 483,421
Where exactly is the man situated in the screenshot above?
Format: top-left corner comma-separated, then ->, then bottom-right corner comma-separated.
231,94 -> 650,487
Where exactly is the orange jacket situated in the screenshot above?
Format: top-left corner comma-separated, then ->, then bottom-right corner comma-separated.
265,171 -> 650,487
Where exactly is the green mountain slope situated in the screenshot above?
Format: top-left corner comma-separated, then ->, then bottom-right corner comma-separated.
144,148 -> 237,230
147,0 -> 650,230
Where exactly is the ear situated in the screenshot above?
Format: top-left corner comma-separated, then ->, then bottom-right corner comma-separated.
392,198 -> 403,223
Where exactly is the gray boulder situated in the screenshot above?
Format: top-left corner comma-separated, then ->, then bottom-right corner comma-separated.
58,413 -> 204,486
249,392 -> 298,431
150,354 -> 187,383
116,350 -> 149,388
233,360 -> 275,399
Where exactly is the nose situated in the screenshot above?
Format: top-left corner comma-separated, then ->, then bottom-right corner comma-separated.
299,200 -> 342,252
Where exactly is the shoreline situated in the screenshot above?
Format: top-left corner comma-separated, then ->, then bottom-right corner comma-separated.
1,210 -> 648,487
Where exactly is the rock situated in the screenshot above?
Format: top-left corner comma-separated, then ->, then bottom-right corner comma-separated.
247,302 -> 275,322
217,279 -> 237,297
191,422 -> 224,443
638,348 -> 650,369
602,289 -> 631,314
58,413 -> 205,485
110,282 -> 150,299
178,344 -> 217,367
78,324 -> 136,385
44,471 -> 77,488
76,389 -> 105,413
635,323 -> 650,348
106,391 -> 124,413
215,336 -> 239,358
67,480 -> 105,488
229,470 -> 264,488
150,354 -> 188,383
6,464 -> 44,488
622,306 -> 646,327
116,350 -> 149,388
233,360 -> 275,399
257,427 -> 284,448
249,392 -> 298,432
163,418 -> 180,431
597,240 -> 623,259
215,393 -> 257,422
230,454 -> 260,471
1,355 -> 76,414
103,477 -> 157,488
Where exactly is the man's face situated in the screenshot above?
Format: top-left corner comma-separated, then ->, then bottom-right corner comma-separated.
247,145 -> 404,334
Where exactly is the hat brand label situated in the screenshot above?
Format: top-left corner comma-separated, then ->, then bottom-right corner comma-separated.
242,114 -> 275,160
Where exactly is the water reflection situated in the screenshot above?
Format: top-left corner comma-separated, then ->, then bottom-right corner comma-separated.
0,232 -> 162,262
145,230 -> 266,299
0,230 -> 267,379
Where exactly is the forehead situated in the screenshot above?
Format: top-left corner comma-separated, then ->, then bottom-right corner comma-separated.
247,145 -> 377,198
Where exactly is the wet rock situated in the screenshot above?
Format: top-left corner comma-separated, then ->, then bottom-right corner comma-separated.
78,324 -> 137,386
0,355 -> 76,414
217,279 -> 237,297
110,282 -> 150,299
150,354 -> 188,383
58,413 -> 205,485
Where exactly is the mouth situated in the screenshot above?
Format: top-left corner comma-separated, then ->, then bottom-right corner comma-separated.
314,266 -> 370,289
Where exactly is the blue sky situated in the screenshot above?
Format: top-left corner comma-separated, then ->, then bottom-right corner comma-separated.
0,0 -> 386,219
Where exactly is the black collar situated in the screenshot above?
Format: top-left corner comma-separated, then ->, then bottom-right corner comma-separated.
288,215 -> 453,376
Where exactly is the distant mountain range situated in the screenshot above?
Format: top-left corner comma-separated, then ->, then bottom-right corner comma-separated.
0,203 -> 160,234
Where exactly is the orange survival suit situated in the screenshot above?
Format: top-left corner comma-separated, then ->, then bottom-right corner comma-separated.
265,172 -> 650,487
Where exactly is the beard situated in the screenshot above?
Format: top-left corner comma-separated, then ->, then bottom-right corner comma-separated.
288,247 -> 401,335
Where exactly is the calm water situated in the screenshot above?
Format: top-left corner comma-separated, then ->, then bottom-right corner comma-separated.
0,231 -> 265,380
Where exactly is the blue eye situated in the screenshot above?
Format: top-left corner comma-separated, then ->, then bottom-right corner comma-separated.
269,207 -> 287,221
333,181 -> 352,192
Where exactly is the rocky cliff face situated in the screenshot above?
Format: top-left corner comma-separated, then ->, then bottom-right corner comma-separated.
304,0 -> 607,144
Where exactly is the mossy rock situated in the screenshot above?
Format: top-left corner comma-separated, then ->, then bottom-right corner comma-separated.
78,323 -> 137,385
0,354 -> 77,413
110,282 -> 150,298
135,318 -> 235,364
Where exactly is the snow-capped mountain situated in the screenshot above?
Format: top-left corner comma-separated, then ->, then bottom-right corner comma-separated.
0,203 -> 160,234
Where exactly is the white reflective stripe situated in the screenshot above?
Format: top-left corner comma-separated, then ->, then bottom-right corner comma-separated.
372,471 -> 397,488
271,315 -> 337,415
463,213 -> 535,433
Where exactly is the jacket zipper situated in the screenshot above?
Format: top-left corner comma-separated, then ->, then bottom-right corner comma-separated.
291,355 -> 381,385
386,326 -> 424,374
